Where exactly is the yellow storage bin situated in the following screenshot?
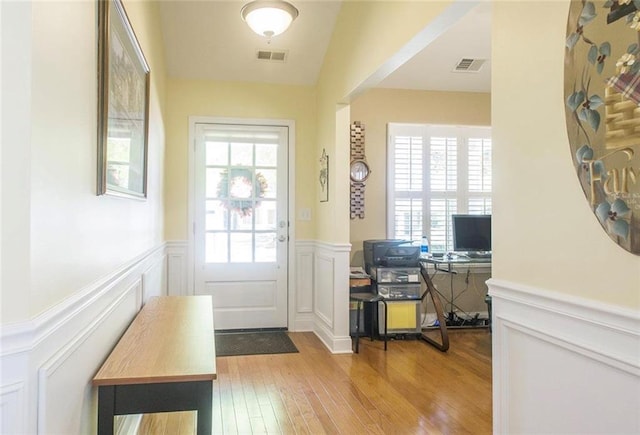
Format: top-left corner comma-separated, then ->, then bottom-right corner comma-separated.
378,300 -> 421,334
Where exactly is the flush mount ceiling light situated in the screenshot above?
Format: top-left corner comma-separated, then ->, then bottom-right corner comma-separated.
241,0 -> 299,40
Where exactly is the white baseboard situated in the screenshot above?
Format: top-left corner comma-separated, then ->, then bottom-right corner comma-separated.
313,316 -> 353,354
488,278 -> 640,435
291,313 -> 315,332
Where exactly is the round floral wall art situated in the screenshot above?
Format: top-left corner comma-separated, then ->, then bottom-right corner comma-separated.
565,0 -> 640,255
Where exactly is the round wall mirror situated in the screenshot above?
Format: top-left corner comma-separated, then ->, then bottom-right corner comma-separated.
564,0 -> 640,255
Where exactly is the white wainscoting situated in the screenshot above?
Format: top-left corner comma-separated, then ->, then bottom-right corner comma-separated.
0,243 -> 176,435
292,241 -> 315,331
37,280 -> 143,434
488,279 -> 640,435
310,241 -> 352,354
166,240 -> 189,297
0,382 -> 25,434
0,239 -> 354,433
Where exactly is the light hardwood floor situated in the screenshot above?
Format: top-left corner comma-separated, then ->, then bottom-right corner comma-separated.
138,330 -> 492,434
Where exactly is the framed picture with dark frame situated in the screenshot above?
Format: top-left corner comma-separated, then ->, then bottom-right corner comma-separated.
97,0 -> 150,199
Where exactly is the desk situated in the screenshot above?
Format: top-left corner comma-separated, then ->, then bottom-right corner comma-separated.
349,267 -> 449,352
422,256 -> 491,327
93,296 -> 216,435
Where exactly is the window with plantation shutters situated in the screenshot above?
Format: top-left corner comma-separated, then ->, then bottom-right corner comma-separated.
391,134 -> 423,241
387,124 -> 492,253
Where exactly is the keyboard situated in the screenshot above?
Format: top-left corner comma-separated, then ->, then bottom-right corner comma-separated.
465,252 -> 492,259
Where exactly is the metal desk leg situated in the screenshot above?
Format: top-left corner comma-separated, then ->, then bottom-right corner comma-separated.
420,265 -> 450,352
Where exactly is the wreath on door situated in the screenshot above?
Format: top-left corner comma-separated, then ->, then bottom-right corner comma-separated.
217,168 -> 268,217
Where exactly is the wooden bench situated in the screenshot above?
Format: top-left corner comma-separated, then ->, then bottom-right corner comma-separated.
92,296 -> 216,434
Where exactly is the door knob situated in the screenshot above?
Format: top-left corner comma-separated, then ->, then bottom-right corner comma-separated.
278,235 -> 287,242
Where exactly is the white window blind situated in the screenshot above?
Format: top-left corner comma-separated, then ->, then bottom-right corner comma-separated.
387,124 -> 492,253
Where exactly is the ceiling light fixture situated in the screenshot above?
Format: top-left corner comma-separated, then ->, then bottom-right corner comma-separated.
241,0 -> 299,41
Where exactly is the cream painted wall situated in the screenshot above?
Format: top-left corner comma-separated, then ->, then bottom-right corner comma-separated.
164,79 -> 317,241
315,1 -> 466,244
1,0 -> 167,322
349,88 -> 491,264
493,1 -> 640,309
317,1 -> 453,103
1,1 -> 32,322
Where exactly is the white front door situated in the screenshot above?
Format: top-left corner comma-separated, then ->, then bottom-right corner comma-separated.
194,120 -> 290,330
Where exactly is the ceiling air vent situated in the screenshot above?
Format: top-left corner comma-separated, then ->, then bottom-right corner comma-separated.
454,58 -> 486,72
256,49 -> 288,62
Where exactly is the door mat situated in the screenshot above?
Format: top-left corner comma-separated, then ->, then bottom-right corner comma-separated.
215,331 -> 299,357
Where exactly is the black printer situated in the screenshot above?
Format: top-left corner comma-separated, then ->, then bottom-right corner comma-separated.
363,239 -> 421,273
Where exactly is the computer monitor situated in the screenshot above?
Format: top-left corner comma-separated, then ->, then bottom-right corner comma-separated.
452,214 -> 492,254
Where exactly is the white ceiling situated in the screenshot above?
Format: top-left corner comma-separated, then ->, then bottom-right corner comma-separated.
158,1 -> 491,92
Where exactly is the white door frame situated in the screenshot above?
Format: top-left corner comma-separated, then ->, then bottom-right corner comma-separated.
187,116 -> 296,329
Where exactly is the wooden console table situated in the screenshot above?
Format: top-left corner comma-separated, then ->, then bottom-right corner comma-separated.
93,296 -> 216,434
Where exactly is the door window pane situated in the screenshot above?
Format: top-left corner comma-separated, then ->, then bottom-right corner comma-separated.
206,141 -> 228,165
230,142 -> 253,166
206,232 -> 227,263
230,232 -> 252,262
206,200 -> 219,211
229,207 -> 253,231
256,233 -> 276,262
255,143 -> 278,167
205,210 -> 226,231
206,168 -> 224,198
228,171 -> 254,200
259,169 -> 277,199
255,200 -> 277,230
